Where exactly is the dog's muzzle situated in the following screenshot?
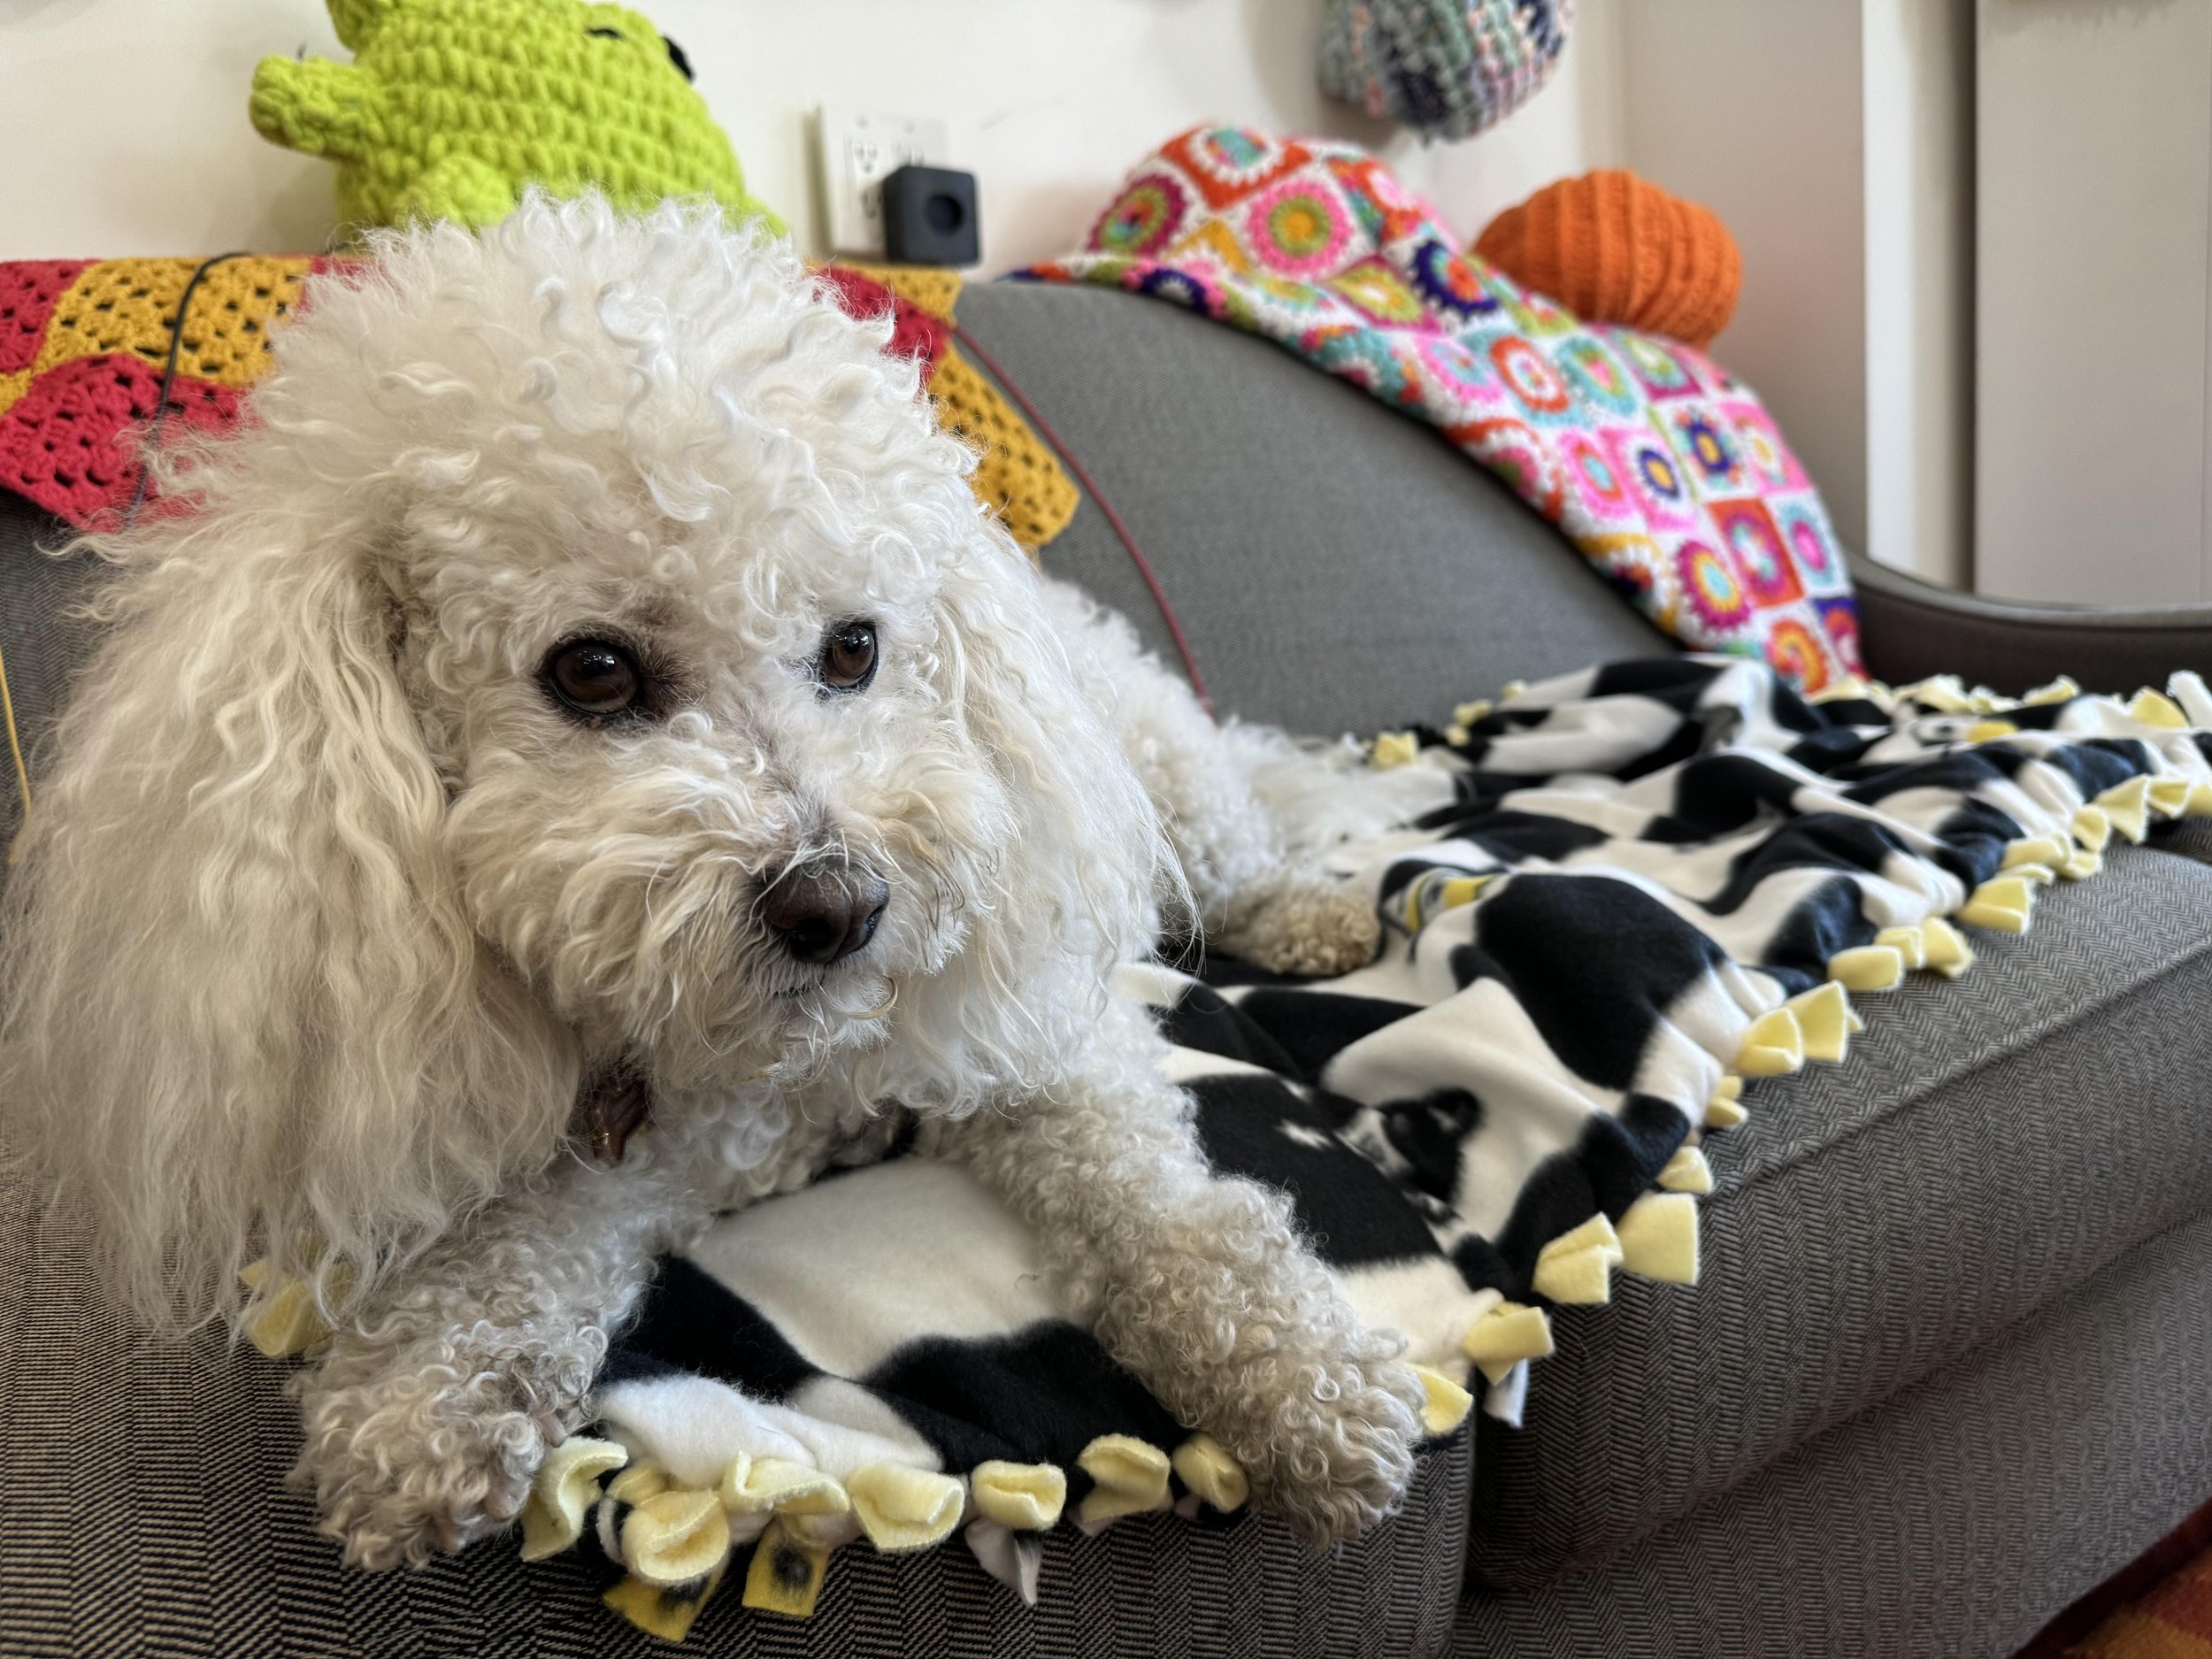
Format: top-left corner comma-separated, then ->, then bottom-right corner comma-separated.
762,858 -> 888,965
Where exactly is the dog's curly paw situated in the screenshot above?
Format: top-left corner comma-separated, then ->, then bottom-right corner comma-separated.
1223,1345 -> 1425,1548
1217,876 -> 1382,979
293,1347 -> 572,1570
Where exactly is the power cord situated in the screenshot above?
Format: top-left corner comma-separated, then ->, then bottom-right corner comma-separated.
950,320 -> 1214,717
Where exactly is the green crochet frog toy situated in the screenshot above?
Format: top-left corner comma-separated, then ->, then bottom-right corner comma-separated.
250,0 -> 783,235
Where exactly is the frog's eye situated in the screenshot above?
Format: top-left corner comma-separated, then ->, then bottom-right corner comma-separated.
586,22 -> 693,81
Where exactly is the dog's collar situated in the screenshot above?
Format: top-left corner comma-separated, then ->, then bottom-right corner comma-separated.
577,1059 -> 654,1166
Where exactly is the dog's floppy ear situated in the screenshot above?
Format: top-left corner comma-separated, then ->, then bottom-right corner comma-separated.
918,531 -> 1171,1083
2,503 -> 577,1328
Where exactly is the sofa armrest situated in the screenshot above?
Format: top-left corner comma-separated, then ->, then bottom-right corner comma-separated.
1848,552 -> 2212,694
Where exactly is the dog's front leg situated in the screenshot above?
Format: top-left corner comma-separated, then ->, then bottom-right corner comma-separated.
291,1148 -> 701,1571
942,1002 -> 1424,1547
1040,574 -> 1461,978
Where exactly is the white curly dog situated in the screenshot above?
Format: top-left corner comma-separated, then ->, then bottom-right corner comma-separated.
2,195 -> 1437,1571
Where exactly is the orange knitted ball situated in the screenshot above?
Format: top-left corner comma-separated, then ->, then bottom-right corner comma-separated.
1473,170 -> 1740,348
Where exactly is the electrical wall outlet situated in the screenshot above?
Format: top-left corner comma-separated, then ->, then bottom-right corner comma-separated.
812,107 -> 949,258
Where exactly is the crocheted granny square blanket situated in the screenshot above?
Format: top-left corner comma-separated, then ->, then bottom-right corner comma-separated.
253,656 -> 2212,1642
0,256 -> 1078,552
1019,126 -> 1862,693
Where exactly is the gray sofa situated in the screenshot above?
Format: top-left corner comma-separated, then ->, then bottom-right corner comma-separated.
4,279 -> 2210,1658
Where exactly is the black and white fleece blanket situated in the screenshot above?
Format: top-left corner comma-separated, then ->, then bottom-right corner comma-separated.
508,655 -> 2212,1639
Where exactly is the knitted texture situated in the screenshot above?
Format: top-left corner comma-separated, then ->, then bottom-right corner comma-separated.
1025,127 -> 1858,690
821,266 -> 1079,550
37,257 -> 313,385
815,265 -> 954,370
0,257 -> 1078,551
2064,1540 -> 2212,1658
0,262 -> 88,376
841,261 -> 965,326
1318,0 -> 1574,141
928,349 -> 1084,551
1475,170 -> 1740,349
250,0 -> 782,236
0,257 -> 325,524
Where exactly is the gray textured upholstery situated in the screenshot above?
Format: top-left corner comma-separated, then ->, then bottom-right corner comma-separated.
1851,550 -> 2212,695
0,1178 -> 1471,1659
2151,817 -> 2212,864
0,492 -> 99,858
954,281 -> 1668,735
1455,1209 -> 2212,1659
1468,842 -> 2212,1586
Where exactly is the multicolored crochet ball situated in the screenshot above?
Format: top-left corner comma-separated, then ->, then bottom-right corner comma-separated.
1318,0 -> 1576,141
1476,170 -> 1740,349
250,0 -> 782,235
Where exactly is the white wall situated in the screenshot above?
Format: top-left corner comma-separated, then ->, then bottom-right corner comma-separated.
1976,0 -> 2212,605
1862,0 -> 1973,590
0,0 -> 349,257
0,0 -> 1620,267
1616,0 -> 1870,555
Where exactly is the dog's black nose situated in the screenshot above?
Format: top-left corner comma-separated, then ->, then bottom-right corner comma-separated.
763,862 -> 888,964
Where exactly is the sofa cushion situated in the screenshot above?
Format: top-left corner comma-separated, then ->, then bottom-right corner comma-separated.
0,1164 -> 1471,1659
954,281 -> 1670,737
1466,840 -> 2212,1587
1457,1208 -> 2212,1659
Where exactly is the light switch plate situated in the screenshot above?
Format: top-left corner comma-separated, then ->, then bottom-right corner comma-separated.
812,107 -> 949,258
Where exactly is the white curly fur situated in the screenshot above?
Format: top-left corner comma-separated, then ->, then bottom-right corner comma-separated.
0,194 -> 1425,1567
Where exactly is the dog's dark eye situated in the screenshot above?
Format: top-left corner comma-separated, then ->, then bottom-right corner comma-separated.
817,620 -> 878,693
545,639 -> 644,718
